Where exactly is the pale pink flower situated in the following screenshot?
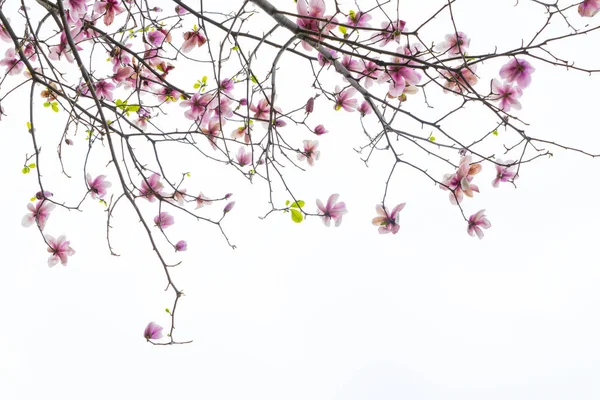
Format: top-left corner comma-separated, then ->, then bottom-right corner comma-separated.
358,100 -> 372,116
135,108 -> 151,130
492,159 -> 518,188
236,147 -> 252,166
64,0 -> 88,23
144,322 -> 163,340
317,48 -> 338,67
250,98 -> 271,120
296,0 -> 336,51
48,31 -> 82,63
436,31 -> 470,55
341,55 -> 361,75
314,124 -> 328,135
139,173 -> 163,202
372,203 -> 405,234
0,22 -> 11,42
22,201 -> 56,230
94,0 -> 124,26
147,30 -> 167,47
94,80 -> 115,101
212,95 -> 234,119
175,5 -> 188,15
220,78 -> 235,93
442,65 -> 478,94
195,192 -> 212,209
316,194 -> 347,227
175,240 -> 187,252
46,234 -> 75,267
372,20 -> 406,47
86,174 -> 111,199
180,93 -> 215,123
347,11 -> 372,28
499,58 -> 535,88
297,140 -> 320,166
169,189 -> 187,206
231,126 -> 250,144
334,86 -> 358,111
383,49 -> 422,97
157,87 -> 181,103
181,30 -> 207,53
579,0 -> 600,16
154,212 -> 174,229
223,201 -> 235,213
360,59 -> 382,88
113,66 -> 134,83
467,210 -> 491,239
0,48 -> 24,75
440,156 -> 481,205
23,41 -> 37,62
491,79 -> 522,112
201,118 -> 222,150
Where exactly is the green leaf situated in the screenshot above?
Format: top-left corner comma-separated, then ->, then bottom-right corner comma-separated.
43,102 -> 51,108
349,10 -> 356,19
26,122 -> 32,131
127,105 -> 140,113
285,200 -> 290,206
250,75 -> 258,84
165,308 -> 171,314
290,200 -> 305,209
193,83 -> 200,89
22,167 -> 30,174
186,172 -> 191,177
115,99 -> 123,106
30,197 -> 37,202
232,46 -> 239,51
51,102 -> 59,112
339,25 -> 347,35
429,136 -> 436,142
28,163 -> 36,169
201,76 -> 207,84
492,129 -> 499,136
290,208 -> 303,223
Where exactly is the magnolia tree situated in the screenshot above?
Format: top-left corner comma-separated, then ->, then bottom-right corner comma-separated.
1,0 -> 599,344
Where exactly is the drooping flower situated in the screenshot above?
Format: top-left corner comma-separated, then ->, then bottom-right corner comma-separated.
46,234 -> 75,267
94,0 -> 125,26
372,203 -> 405,234
334,86 -> 358,111
467,210 -> 491,239
154,212 -> 174,229
48,31 -> 82,63
22,200 -> 56,230
181,29 -> 207,53
86,174 -> 112,200
139,173 -> 164,202
236,147 -> 252,167
316,194 -> 347,227
492,159 -> 518,187
314,124 -> 328,135
175,240 -> 187,252
499,58 -> 536,88
440,155 -> 481,205
491,79 -> 522,112
168,189 -> 187,206
578,0 -> 600,17
297,140 -> 320,166
143,322 -> 163,340
195,192 -> 211,209
0,48 -> 24,75
436,31 -> 470,55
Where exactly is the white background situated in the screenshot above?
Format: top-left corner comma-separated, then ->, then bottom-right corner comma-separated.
2,0 -> 600,399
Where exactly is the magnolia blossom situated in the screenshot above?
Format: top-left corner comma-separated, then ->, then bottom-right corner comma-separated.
22,201 -> 56,230
372,203 -> 406,234
358,100 -> 373,116
231,126 -> 250,144
250,98 -> 271,120
467,210 -> 491,239
440,155 -> 481,205
46,235 -> 75,267
144,322 -> 163,340
436,32 -> 470,55
64,0 -> 88,23
236,147 -> 252,166
316,194 -> 347,227
347,11 -> 372,28
94,80 -> 115,101
220,78 -> 235,94
175,240 -> 187,252
0,22 -> 11,42
499,58 -> 535,88
384,49 -> 422,97
361,59 -> 382,88
491,79 -> 522,112
195,192 -> 211,209
182,30 -> 207,53
86,174 -> 112,200
297,140 -> 320,166
154,212 -> 174,229
492,159 -> 518,187
94,0 -> 125,26
181,93 -> 215,123
0,48 -> 24,75
35,190 -> 54,200
442,66 -> 478,94
296,0 -> 336,51
334,86 -> 358,111
139,173 -> 163,202
147,30 -> 166,47
168,189 -> 187,206
578,0 -> 600,16
317,48 -> 338,67
305,97 -> 315,113
201,118 -> 222,150
175,5 -> 188,15
223,201 -> 235,213
314,124 -> 328,135
373,20 -> 406,47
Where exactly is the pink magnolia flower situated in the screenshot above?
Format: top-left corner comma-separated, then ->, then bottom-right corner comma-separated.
181,93 -> 215,123
48,31 -> 82,63
168,189 -> 187,206
305,96 -> 315,113
440,155 -> 481,205
35,190 -> 54,200
195,192 -> 212,209
372,202 -> 406,234
373,20 -> 406,47
316,194 -> 347,227
201,118 -> 222,150
341,55 -> 361,75
491,79 -> 522,112
579,0 -> 600,16
175,240 -> 187,252
0,48 -> 24,75
94,0 -> 124,26
135,108 -> 151,130
144,322 -> 163,340
113,66 -> 134,83
384,49 -> 422,97
154,212 -> 174,229
86,174 -> 112,200
46,234 -> 75,267
467,210 -> 491,239
220,78 -> 235,94
436,31 -> 470,55
360,59 -> 382,88
175,5 -> 188,15
147,30 -> 167,48
250,98 -> 271,120
442,65 -> 478,94
64,0 -> 88,23
22,200 -> 56,230
296,0 -> 336,50
231,125 -> 251,144
23,41 -> 37,62
212,95 -> 234,119
347,11 -> 372,28
492,159 -> 518,187
0,22 -> 11,42
499,58 -> 535,88
139,173 -> 163,202
314,124 -> 328,135
157,87 -> 181,103
317,48 -> 338,67
334,86 -> 358,111
182,30 -> 207,53
358,100 -> 372,116
223,201 -> 235,213
297,140 -> 320,166
94,80 -> 115,101
236,147 -> 252,166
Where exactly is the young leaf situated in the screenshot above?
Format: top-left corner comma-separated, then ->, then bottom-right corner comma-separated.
290,208 -> 303,223
492,130 -> 499,136
22,166 -> 30,174
290,200 -> 305,209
